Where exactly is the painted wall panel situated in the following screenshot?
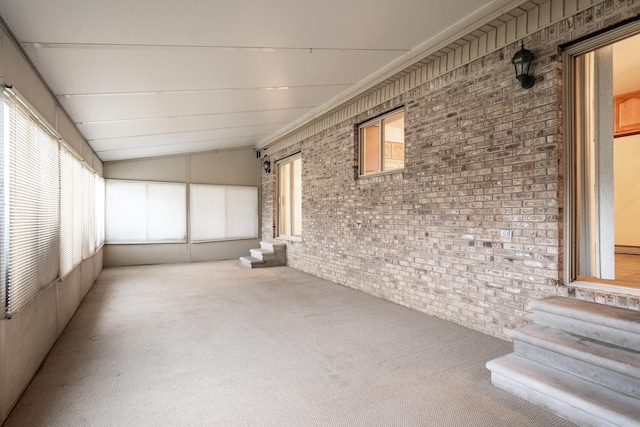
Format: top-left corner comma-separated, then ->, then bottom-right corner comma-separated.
190,239 -> 260,262
104,243 -> 190,267
190,149 -> 259,185
56,107 -> 81,153
57,269 -> 81,337
103,156 -> 189,183
1,35 -> 56,127
4,286 -> 57,418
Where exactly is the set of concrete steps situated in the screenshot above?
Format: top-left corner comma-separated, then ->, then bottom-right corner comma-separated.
239,241 -> 286,268
486,296 -> 640,426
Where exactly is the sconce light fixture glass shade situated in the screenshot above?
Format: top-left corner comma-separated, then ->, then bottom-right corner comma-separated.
263,158 -> 271,173
511,41 -> 535,89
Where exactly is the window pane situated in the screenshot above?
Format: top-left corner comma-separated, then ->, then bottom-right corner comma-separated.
147,183 -> 186,242
278,155 -> 302,238
60,148 -> 82,277
191,184 -> 226,241
361,124 -> 380,174
292,158 -> 302,236
226,186 -> 259,239
105,180 -> 186,244
95,176 -> 105,248
383,111 -> 405,171
190,184 -> 258,242
82,166 -> 96,258
279,162 -> 291,236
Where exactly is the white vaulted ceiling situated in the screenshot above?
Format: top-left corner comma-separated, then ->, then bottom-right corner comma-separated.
0,0 -> 510,161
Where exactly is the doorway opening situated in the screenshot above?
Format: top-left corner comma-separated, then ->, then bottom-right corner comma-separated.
566,25 -> 640,290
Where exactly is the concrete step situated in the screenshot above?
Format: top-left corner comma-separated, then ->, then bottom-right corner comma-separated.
531,297 -> 640,351
250,248 -> 274,261
260,241 -> 286,252
487,353 -> 640,427
511,324 -> 640,397
239,256 -> 265,268
239,241 -> 286,268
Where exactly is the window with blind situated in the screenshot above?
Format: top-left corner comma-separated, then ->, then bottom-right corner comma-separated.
82,165 -> 96,258
190,184 -> 258,242
95,175 -> 105,249
0,100 -> 5,317
3,90 -> 60,317
2,88 -> 105,318
105,180 -> 187,244
60,147 -> 83,277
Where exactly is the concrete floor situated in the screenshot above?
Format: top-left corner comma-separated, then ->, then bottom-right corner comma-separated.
4,261 -> 575,426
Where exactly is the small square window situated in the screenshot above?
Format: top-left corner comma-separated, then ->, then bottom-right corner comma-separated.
359,109 -> 405,176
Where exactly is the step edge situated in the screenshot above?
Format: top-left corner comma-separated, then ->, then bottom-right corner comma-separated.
530,297 -> 640,334
510,325 -> 640,378
487,354 -> 640,423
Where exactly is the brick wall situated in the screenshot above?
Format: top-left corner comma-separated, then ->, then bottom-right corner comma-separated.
262,0 -> 640,340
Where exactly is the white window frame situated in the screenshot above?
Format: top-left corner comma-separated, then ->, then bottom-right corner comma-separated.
277,153 -> 302,241
358,108 -> 405,176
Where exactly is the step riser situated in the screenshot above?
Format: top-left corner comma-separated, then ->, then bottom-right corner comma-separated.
530,297 -> 640,337
534,311 -> 640,351
260,242 -> 287,252
490,372 -> 619,427
514,340 -> 640,397
239,256 -> 264,268
250,249 -> 274,261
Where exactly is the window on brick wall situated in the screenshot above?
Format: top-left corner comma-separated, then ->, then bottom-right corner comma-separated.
277,154 -> 302,240
565,24 -> 640,289
359,109 -> 405,176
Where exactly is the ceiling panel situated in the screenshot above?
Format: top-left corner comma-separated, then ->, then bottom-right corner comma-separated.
59,85 -> 351,123
24,46 -> 402,94
0,0 -> 500,161
77,108 -> 314,140
0,0 -> 492,49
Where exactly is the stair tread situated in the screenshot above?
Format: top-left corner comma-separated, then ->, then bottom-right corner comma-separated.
511,324 -> 640,378
531,297 -> 640,334
251,248 -> 275,255
487,353 -> 640,424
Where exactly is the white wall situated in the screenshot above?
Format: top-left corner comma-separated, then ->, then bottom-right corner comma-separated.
614,134 -> 640,247
102,148 -> 261,266
0,25 -> 103,423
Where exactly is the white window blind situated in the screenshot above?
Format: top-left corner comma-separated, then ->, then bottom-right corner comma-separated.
4,90 -> 60,317
190,184 -> 258,242
95,175 -> 105,249
82,166 -> 96,258
105,180 -> 187,244
0,99 -> 6,317
60,147 -> 82,277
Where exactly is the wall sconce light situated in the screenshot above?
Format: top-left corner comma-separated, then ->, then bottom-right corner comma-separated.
262,158 -> 271,173
511,41 -> 535,89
